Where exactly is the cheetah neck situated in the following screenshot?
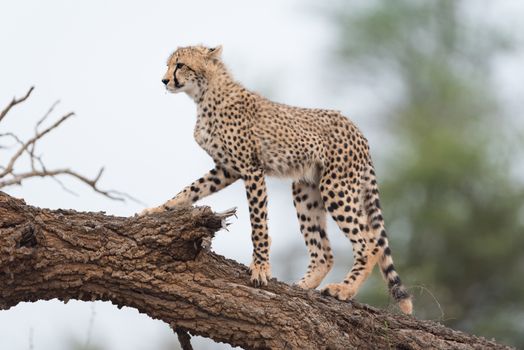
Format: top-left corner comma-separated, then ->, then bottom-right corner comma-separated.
194,70 -> 243,108
181,64 -> 238,105
192,69 -> 248,155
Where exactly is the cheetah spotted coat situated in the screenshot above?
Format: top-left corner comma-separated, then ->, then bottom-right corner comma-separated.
141,45 -> 412,314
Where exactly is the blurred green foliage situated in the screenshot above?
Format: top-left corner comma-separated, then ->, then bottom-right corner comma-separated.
327,0 -> 524,347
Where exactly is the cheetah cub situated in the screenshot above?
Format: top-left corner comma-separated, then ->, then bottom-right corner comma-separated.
140,45 -> 412,314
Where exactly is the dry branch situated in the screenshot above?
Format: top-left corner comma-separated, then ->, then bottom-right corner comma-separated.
0,86 -> 34,123
176,328 -> 194,350
0,87 -> 137,202
0,192 -> 513,350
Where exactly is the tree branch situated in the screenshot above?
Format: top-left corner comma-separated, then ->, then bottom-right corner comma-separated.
176,328 -> 194,350
0,111 -> 75,179
0,87 -> 140,203
0,86 -> 34,123
0,192 -> 512,350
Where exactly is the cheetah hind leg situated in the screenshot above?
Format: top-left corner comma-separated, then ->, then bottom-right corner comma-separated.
318,172 -> 378,301
291,181 -> 333,289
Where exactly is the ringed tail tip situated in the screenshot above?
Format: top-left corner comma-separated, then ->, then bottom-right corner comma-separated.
398,298 -> 413,315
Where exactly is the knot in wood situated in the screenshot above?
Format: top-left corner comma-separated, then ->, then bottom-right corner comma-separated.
17,224 -> 38,248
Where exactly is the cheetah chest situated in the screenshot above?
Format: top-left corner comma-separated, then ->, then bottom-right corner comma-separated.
194,116 -> 226,162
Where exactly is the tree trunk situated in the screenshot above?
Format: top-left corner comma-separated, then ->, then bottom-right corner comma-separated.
0,192 -> 513,350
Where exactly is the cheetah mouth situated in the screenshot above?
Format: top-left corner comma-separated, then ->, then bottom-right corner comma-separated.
166,85 -> 183,93
174,76 -> 184,89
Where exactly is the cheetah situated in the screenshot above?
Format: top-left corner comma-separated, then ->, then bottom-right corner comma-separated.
140,45 -> 413,314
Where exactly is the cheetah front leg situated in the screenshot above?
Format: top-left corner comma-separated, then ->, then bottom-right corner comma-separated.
139,166 -> 239,216
243,170 -> 272,286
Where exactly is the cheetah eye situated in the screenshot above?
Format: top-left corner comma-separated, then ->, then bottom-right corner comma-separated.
176,62 -> 184,69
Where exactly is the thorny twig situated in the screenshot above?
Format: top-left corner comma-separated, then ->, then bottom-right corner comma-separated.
0,86 -> 141,203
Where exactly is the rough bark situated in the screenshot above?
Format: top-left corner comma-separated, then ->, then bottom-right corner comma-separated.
0,192 -> 513,350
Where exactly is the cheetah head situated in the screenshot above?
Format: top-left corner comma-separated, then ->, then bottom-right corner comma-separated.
162,45 -> 223,98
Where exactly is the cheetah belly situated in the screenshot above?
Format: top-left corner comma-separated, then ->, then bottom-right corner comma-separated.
259,139 -> 322,183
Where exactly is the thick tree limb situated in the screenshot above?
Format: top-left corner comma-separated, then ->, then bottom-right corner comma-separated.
0,192 -> 513,350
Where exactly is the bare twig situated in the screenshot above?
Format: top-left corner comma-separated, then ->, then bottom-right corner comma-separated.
84,303 -> 96,350
0,87 -> 140,203
412,284 -> 448,322
49,175 -> 80,197
29,100 -> 60,170
28,327 -> 34,350
0,168 -> 127,201
0,111 -> 75,179
35,100 -> 60,131
0,132 -> 25,150
0,86 -> 34,123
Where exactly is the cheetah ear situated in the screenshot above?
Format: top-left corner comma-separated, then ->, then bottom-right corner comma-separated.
208,45 -> 223,59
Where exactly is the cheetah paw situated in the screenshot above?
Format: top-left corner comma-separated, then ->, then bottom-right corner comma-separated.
249,261 -> 271,287
136,206 -> 165,217
321,283 -> 356,301
295,278 -> 319,290
295,269 -> 330,289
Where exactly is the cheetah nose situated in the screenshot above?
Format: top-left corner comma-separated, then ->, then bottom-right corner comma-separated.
161,79 -> 169,86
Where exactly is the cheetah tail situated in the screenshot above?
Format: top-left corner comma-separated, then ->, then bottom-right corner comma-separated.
364,174 -> 413,315
378,239 -> 413,315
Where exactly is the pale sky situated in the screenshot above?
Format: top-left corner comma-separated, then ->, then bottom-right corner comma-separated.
1,1 -> 523,349
0,1 -> 333,349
